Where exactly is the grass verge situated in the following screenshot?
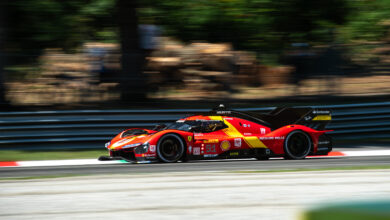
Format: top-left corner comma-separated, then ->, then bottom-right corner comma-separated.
0,149 -> 107,161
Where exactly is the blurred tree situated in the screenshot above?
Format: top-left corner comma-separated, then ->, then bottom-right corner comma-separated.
4,0 -> 147,102
0,1 -> 6,105
116,0 -> 146,101
5,0 -> 116,61
341,0 -> 390,42
148,0 -> 349,52
2,0 -> 390,105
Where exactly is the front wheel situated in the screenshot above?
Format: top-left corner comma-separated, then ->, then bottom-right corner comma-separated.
156,134 -> 185,163
283,130 -> 312,160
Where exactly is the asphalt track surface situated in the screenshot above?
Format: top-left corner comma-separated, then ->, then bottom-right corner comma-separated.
1,155 -> 390,178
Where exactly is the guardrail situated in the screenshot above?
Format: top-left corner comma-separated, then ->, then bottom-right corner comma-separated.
0,102 -> 389,150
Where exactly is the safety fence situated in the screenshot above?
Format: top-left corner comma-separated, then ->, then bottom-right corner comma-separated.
0,102 -> 389,150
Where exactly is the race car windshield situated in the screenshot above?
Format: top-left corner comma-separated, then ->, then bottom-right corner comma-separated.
164,122 -> 193,131
164,120 -> 227,133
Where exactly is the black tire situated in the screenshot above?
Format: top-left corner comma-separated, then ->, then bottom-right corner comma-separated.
283,130 -> 312,160
157,134 -> 185,163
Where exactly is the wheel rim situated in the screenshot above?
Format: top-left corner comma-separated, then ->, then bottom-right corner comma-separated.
160,138 -> 182,161
287,132 -> 310,158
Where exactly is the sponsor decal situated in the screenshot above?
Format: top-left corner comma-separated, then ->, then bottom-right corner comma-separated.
149,145 -> 156,152
243,124 -> 247,127
205,144 -> 216,153
188,146 -> 192,153
188,136 -> 192,142
313,110 -> 330,114
217,110 -> 231,114
220,140 -> 231,151
234,138 -> 242,147
194,133 -> 203,136
176,120 -> 185,122
318,141 -> 330,145
204,139 -> 219,143
243,133 -> 252,136
193,147 -> 201,155
204,154 -> 218,158
259,136 -> 285,140
260,128 -> 266,135
224,117 -> 233,120
230,152 -> 239,156
304,116 -> 312,121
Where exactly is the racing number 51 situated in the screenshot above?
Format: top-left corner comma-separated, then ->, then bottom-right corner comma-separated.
205,144 -> 216,153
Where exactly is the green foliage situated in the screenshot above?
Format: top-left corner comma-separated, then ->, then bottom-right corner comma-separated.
341,0 -> 390,42
146,0 -> 349,52
5,0 -> 116,56
4,0 -> 390,58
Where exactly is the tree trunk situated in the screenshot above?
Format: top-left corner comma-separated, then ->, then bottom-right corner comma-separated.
116,0 -> 146,102
0,1 -> 7,106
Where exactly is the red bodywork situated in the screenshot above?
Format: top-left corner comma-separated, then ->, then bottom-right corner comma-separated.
105,112 -> 332,162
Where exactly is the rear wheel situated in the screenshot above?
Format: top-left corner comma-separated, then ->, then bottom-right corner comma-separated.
157,134 -> 185,163
283,130 -> 311,160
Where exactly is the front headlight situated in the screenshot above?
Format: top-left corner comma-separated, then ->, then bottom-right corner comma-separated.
122,143 -> 143,149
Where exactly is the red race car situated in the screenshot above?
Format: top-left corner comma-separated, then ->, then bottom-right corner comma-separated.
99,105 -> 333,163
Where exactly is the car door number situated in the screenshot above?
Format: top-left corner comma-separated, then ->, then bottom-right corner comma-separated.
205,144 -> 216,153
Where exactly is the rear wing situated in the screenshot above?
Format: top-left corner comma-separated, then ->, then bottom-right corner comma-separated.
246,107 -> 332,131
204,105 -> 332,131
295,108 -> 332,130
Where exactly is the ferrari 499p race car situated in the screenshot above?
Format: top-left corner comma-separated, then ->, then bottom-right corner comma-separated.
99,105 -> 333,163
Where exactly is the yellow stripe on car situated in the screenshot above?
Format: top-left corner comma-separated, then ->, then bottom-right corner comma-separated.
209,116 -> 267,148
312,115 -> 332,121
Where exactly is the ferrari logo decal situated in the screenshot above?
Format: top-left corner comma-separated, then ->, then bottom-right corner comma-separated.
188,136 -> 192,142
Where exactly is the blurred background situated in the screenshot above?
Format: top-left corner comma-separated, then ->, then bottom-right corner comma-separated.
0,0 -> 390,150
1,3 -> 390,219
0,0 -> 390,110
